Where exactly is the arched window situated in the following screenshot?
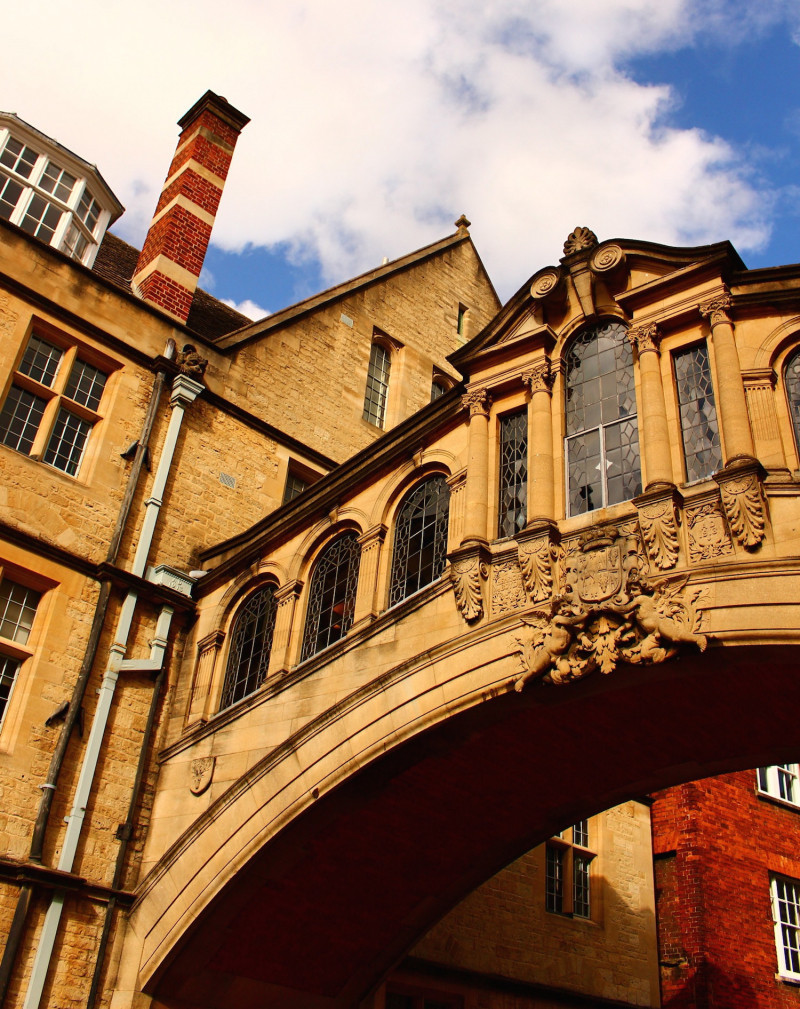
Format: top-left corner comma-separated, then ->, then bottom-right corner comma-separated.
301,532 -> 361,661
565,319 -> 641,515
220,586 -> 277,709
785,347 -> 800,455
389,475 -> 450,606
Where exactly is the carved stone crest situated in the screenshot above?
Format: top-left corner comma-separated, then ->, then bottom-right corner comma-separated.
635,490 -> 681,570
492,559 -> 528,616
685,501 -> 733,563
449,548 -> 489,622
190,755 -> 216,796
514,527 -> 707,690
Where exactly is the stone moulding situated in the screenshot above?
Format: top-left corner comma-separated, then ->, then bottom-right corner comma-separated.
513,526 -> 707,690
634,487 -> 682,571
714,462 -> 766,551
449,545 -> 490,622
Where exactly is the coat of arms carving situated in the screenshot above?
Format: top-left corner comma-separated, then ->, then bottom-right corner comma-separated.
514,527 -> 707,690
189,755 -> 216,796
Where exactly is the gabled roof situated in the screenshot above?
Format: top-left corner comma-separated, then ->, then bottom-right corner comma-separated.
213,226 -> 498,351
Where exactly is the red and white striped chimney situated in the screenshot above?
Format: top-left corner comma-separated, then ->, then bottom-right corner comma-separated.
132,91 -> 249,324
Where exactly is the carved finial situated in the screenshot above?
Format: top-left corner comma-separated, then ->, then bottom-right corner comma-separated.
628,323 -> 662,355
177,344 -> 208,378
455,214 -> 471,233
563,227 -> 598,256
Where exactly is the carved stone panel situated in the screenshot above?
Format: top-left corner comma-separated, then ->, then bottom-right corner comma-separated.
685,501 -> 734,563
491,559 -> 527,617
449,546 -> 489,623
635,490 -> 681,571
714,464 -> 766,551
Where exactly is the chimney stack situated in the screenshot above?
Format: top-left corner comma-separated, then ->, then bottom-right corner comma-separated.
132,91 -> 249,324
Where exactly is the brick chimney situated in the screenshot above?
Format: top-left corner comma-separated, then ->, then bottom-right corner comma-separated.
132,91 -> 249,324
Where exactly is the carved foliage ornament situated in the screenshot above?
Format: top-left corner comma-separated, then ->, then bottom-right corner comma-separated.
637,497 -> 680,570
563,227 -> 598,256
699,289 -> 732,328
461,389 -> 491,418
716,470 -> 766,550
517,536 -> 555,603
686,502 -> 733,563
513,528 -> 707,690
450,554 -> 488,622
522,362 -> 554,396
628,323 -> 662,355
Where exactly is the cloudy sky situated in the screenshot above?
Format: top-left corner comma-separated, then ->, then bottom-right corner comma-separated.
4,1 -> 800,318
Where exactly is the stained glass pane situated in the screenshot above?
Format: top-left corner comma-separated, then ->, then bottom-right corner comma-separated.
220,586 -> 277,709
389,476 -> 450,606
301,533 -> 361,660
786,349 -> 800,459
674,344 -> 722,482
498,410 -> 528,537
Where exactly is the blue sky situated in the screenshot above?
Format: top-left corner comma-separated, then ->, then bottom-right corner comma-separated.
4,1 -> 800,317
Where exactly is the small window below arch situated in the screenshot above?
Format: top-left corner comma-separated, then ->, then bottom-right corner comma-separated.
301,533 -> 361,661
565,320 -> 641,515
220,586 -> 277,710
389,476 -> 450,607
785,347 -> 800,456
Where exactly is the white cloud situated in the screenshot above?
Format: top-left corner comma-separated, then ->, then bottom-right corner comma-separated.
2,0 -> 794,300
221,298 -> 271,321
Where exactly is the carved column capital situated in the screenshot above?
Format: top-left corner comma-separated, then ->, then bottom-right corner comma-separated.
357,524 -> 387,551
274,579 -> 303,605
461,388 -> 492,418
699,288 -> 733,328
522,361 -> 554,395
628,322 -> 662,355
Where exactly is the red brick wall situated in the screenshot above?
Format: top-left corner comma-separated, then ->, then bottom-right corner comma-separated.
651,773 -> 800,1008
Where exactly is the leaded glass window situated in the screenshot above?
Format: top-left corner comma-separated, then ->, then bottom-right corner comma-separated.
301,533 -> 361,660
772,876 -> 800,979
565,320 -> 641,515
785,348 -> 800,458
674,343 -> 721,481
389,476 -> 450,607
220,586 -> 277,709
498,410 -> 528,537
363,342 -> 391,427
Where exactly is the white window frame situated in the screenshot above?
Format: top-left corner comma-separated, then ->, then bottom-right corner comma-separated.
0,123 -> 112,267
758,765 -> 800,809
0,575 -> 41,733
771,875 -> 800,981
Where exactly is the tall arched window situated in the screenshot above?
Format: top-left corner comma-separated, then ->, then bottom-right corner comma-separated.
785,347 -> 800,456
301,532 -> 361,661
565,319 -> 641,516
220,586 -> 277,709
389,475 -> 450,606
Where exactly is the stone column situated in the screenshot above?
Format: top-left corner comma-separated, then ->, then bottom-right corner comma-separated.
352,525 -> 386,626
185,629 -> 225,727
522,360 -> 555,523
699,290 -> 755,464
268,580 -> 303,675
461,388 -> 492,546
628,323 -> 673,488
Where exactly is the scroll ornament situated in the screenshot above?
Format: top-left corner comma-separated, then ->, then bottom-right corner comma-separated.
637,498 -> 680,570
513,528 -> 707,690
450,554 -> 488,622
718,471 -> 765,550
518,537 -> 554,602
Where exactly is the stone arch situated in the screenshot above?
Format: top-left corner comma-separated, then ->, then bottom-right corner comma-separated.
285,509 -> 368,585
370,450 -> 457,530
124,632 -> 800,1009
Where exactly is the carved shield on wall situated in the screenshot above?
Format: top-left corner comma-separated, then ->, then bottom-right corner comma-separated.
190,756 -> 215,796
578,544 -> 622,602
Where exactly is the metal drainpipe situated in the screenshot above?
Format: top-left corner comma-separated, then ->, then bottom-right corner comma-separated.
0,343 -> 175,1008
21,373 -> 204,1009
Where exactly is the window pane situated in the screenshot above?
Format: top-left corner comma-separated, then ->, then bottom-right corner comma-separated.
64,359 -> 107,411
43,408 -> 91,476
430,380 -> 445,402
77,189 -> 101,233
774,877 -> 800,977
786,349 -> 800,458
0,655 -> 21,728
220,587 -> 277,709
20,194 -> 63,243
283,471 -> 309,504
0,385 -> 46,455
301,533 -> 361,661
573,820 -> 589,847
545,845 -> 563,913
0,173 -> 24,220
389,476 -> 450,606
363,343 -> 391,427
0,580 -> 40,645
39,161 -> 76,202
674,344 -> 721,482
573,853 -> 591,918
498,410 -> 528,537
0,138 -> 38,179
19,335 -> 63,387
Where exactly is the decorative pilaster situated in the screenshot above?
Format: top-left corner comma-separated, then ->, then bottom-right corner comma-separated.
516,520 -> 559,603
268,580 -> 303,675
742,369 -> 785,470
352,525 -> 387,626
699,289 -> 756,464
522,361 -> 555,523
461,388 -> 492,546
633,485 -> 683,571
185,629 -> 225,727
446,469 -> 467,547
448,543 -> 490,623
628,322 -> 674,489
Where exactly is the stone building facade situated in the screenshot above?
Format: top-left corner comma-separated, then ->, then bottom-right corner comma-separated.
0,92 -> 799,1009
